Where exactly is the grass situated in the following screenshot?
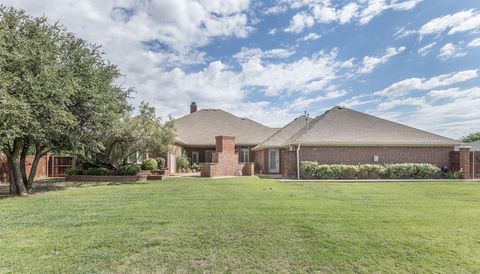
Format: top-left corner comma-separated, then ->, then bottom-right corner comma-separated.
1,177 -> 480,273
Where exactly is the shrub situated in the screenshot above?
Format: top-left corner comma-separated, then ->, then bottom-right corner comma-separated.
176,152 -> 190,173
84,167 -> 108,176
156,157 -> 166,169
121,164 -> 140,176
445,171 -> 464,179
357,164 -> 384,179
191,163 -> 200,172
382,163 -> 441,179
141,158 -> 158,170
65,167 -> 82,176
299,162 -> 442,180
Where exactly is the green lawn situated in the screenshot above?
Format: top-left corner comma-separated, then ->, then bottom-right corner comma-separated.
1,177 -> 480,273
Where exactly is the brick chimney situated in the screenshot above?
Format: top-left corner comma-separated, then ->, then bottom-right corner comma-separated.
190,102 -> 197,113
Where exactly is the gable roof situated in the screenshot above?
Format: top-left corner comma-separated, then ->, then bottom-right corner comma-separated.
285,106 -> 459,146
174,109 -> 278,146
253,115 -> 313,150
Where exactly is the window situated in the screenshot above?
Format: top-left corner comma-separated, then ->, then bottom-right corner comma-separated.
205,150 -> 214,163
239,147 -> 249,163
191,151 -> 199,164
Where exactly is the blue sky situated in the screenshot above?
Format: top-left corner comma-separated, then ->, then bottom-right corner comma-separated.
4,0 -> 480,138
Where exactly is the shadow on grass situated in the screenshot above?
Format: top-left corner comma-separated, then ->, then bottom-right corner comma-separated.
0,178 -> 149,199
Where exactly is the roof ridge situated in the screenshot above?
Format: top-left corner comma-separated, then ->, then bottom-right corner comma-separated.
342,107 -> 458,142
257,115 -> 307,146
283,107 -> 332,145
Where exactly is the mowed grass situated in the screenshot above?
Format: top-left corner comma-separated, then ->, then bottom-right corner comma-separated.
1,177 -> 480,273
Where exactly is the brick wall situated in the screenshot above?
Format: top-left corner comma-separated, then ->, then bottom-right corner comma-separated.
280,146 -> 454,178
299,146 -> 453,167
200,136 -> 254,178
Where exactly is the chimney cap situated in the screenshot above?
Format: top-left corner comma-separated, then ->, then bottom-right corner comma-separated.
190,102 -> 198,113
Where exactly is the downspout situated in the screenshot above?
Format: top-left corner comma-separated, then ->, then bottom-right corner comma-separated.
296,144 -> 301,179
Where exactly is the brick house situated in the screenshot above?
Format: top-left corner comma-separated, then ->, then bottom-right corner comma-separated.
169,103 -> 461,178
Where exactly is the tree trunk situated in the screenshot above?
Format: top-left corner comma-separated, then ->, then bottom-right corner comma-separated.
26,147 -> 48,192
20,139 -> 30,186
6,140 -> 28,196
6,153 -> 17,195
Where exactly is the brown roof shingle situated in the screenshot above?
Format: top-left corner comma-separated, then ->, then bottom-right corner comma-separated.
286,106 -> 459,146
174,109 -> 278,146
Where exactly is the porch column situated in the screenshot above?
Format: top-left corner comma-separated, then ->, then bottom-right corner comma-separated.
459,146 -> 471,179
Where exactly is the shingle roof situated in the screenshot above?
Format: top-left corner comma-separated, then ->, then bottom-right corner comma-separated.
253,115 -> 313,150
174,109 -> 278,146
456,140 -> 480,151
286,106 -> 459,146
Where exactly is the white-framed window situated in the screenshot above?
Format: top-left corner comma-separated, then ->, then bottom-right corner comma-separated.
239,147 -> 249,163
205,150 -> 214,163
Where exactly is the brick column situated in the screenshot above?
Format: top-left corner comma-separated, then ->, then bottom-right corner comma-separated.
459,146 -> 471,179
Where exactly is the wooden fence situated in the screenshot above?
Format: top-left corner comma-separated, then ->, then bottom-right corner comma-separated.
0,155 -> 75,184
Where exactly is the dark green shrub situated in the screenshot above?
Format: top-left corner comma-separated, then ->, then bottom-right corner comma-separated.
65,167 -> 82,176
176,152 -> 190,172
141,158 -> 158,170
445,171 -> 464,179
357,165 -> 384,179
156,157 -> 166,169
84,168 -> 108,176
121,165 -> 140,176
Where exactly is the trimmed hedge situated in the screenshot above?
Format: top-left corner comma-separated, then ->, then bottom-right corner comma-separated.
300,161 -> 443,180
84,168 -> 109,176
121,165 -> 141,176
141,158 -> 158,170
65,167 -> 83,176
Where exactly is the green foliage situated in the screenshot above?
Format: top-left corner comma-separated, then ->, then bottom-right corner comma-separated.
191,163 -> 200,172
120,165 -> 140,176
461,132 -> 480,143
65,167 -> 82,176
141,158 -> 158,170
300,162 -> 442,179
357,164 -> 384,179
445,171 -> 464,180
156,157 -> 166,169
176,153 -> 190,173
83,168 -> 108,176
82,102 -> 175,170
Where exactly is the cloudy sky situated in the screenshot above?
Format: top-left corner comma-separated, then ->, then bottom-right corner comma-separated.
3,0 -> 480,138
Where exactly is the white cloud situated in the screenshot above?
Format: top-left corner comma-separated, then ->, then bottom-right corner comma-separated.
358,46 -> 406,74
282,0 -> 422,33
376,69 -> 479,98
284,12 -> 315,33
419,9 -> 480,37
468,38 -> 480,47
301,32 -> 321,41
417,42 -> 436,56
291,90 -> 347,109
233,47 -> 296,62
437,42 -> 467,61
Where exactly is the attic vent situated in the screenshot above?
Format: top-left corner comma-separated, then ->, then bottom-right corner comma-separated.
338,105 -> 345,109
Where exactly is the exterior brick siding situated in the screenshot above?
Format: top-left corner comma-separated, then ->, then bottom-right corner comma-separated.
299,146 -> 453,167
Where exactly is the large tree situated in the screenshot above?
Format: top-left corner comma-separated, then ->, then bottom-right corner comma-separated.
0,7 -> 130,195
80,102 -> 175,170
461,132 -> 480,143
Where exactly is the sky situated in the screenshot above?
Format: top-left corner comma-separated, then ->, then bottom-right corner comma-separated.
3,0 -> 480,139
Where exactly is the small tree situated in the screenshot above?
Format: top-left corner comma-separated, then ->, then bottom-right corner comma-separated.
462,132 -> 480,143
80,102 -> 175,170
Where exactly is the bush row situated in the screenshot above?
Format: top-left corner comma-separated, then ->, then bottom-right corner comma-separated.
299,162 -> 461,180
65,165 -> 140,176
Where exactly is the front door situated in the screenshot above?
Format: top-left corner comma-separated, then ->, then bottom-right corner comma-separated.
268,149 -> 280,173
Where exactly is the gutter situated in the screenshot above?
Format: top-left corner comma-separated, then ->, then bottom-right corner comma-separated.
296,144 -> 301,179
